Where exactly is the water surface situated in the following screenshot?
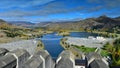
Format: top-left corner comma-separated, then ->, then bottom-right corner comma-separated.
40,33 -> 64,59
40,32 -> 98,58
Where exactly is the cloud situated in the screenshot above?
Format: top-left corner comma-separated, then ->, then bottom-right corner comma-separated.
1,0 -> 119,17
0,0 -> 84,17
88,0 -> 101,3
38,2 -> 84,15
87,0 -> 120,9
0,0 -> 120,22
20,0 -> 55,8
0,0 -> 55,9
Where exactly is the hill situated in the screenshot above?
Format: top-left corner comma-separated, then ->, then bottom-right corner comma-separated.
39,15 -> 120,32
114,16 -> 120,21
7,21 -> 35,28
0,19 -> 14,29
0,19 -> 6,24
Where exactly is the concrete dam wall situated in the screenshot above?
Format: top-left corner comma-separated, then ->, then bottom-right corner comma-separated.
0,48 -> 74,68
0,48 -> 110,68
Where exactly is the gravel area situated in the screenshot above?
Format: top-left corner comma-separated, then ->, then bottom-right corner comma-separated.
66,37 -> 114,48
0,39 -> 37,55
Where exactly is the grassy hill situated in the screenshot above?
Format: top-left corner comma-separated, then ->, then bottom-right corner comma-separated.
40,15 -> 120,33
0,19 -> 44,43
7,21 -> 35,28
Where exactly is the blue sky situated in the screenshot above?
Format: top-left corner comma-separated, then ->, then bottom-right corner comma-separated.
0,0 -> 120,23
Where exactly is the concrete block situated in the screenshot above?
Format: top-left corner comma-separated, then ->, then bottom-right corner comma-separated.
23,55 -> 44,68
0,48 -> 9,57
6,49 -> 30,68
0,54 -> 16,68
35,50 -> 55,68
56,50 -> 75,68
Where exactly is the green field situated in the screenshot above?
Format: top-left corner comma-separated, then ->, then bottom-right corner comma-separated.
74,45 -> 96,54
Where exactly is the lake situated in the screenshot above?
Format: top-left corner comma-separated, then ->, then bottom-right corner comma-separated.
40,32 -> 98,59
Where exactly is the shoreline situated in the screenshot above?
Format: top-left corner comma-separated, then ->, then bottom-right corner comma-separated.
60,38 -> 84,59
65,37 -> 114,48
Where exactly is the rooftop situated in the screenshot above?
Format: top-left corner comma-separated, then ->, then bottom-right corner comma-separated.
75,59 -> 86,66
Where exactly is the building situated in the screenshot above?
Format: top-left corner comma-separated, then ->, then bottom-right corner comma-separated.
75,59 -> 87,68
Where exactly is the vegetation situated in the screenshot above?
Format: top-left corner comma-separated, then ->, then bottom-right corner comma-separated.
60,38 -> 83,58
102,38 -> 120,66
100,42 -> 112,57
90,30 -> 118,38
57,31 -> 70,36
61,37 -> 120,66
74,45 -> 96,54
42,15 -> 120,34
0,28 -> 44,39
0,24 -> 49,43
0,37 -> 21,43
36,40 -> 44,51
112,38 -> 120,66
100,50 -> 110,57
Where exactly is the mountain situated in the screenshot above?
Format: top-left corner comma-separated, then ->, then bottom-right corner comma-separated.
39,15 -> 120,31
0,19 -> 26,30
0,19 -> 12,28
0,19 -> 7,24
7,21 -> 35,28
35,20 -> 82,27
114,16 -> 120,21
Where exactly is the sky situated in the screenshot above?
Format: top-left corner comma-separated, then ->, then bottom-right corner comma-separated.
0,0 -> 120,23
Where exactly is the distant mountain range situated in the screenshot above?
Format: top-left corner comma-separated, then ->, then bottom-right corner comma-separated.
39,15 -> 120,31
0,19 -> 14,28
0,19 -> 26,29
0,19 -> 7,24
1,15 -> 120,31
7,21 -> 35,28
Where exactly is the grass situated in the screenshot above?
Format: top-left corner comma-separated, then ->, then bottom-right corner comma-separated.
117,34 -> 120,38
36,40 -> 44,51
0,37 -> 21,43
60,40 -> 83,58
100,49 -> 110,57
74,45 -> 110,57
74,45 -> 96,53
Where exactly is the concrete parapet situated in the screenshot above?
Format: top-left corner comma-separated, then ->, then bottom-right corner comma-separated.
0,54 -> 16,68
6,49 -> 30,68
0,48 -> 110,68
35,50 -> 55,68
0,48 -> 9,57
56,50 -> 75,68
23,55 -> 44,68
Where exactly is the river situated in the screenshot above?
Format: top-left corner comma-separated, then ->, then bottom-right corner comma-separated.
40,32 -> 98,59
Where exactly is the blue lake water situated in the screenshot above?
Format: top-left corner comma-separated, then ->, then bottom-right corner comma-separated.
70,32 -> 98,38
40,32 -> 98,58
40,33 -> 63,59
